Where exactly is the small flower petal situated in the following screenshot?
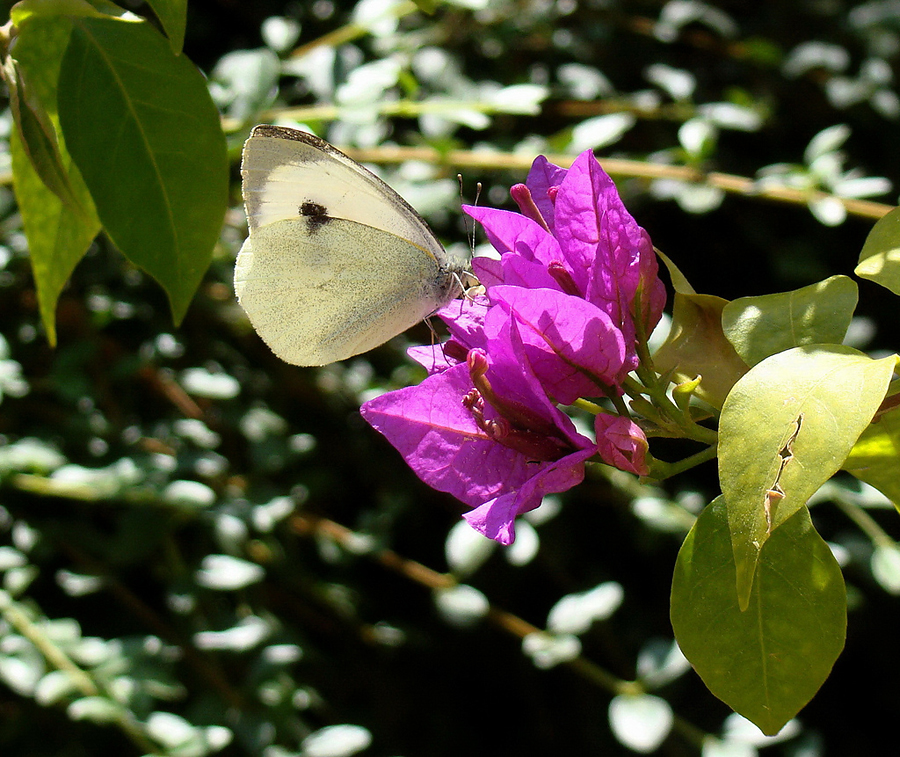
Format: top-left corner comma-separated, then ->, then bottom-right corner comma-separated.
438,294 -> 491,352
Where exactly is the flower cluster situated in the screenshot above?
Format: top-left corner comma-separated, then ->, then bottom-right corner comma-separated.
361,150 -> 666,544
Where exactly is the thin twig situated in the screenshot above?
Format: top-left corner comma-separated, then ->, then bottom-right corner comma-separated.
337,145 -> 893,221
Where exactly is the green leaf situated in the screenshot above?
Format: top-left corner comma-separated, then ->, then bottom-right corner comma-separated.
652,293 -> 748,408
57,15 -> 228,325
844,403 -> 900,509
671,497 -> 846,735
145,0 -> 187,54
10,131 -> 100,346
856,206 -> 900,296
719,345 -> 896,607
722,275 -> 858,366
8,11 -> 101,344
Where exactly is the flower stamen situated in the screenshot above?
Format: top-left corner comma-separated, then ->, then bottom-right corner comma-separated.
510,183 -> 552,232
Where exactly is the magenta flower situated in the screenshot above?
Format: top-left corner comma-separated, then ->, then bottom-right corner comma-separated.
362,311 -> 598,544
361,149 -> 666,544
465,149 -> 666,377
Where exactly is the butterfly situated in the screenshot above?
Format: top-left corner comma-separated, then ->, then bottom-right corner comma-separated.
234,125 -> 468,366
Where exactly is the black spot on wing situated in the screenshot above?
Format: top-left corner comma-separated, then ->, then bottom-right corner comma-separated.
300,201 -> 331,232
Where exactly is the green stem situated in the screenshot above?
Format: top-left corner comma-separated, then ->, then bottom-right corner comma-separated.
567,660 -> 708,750
273,97 -> 539,125
648,444 -> 717,480
623,374 -> 718,446
0,591 -> 98,696
608,390 -> 632,418
633,322 -> 656,376
572,398 -> 603,415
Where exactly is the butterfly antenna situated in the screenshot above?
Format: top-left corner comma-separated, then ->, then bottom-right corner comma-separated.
458,175 -> 482,256
457,174 -> 470,250
456,175 -> 482,297
471,182 -> 483,253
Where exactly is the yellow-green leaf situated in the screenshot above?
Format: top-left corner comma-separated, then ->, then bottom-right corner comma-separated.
8,8 -> 101,344
5,57 -> 81,212
10,0 -> 104,24
722,275 -> 858,367
844,403 -> 900,509
855,205 -> 900,296
10,129 -> 100,346
671,497 -> 845,735
654,246 -> 696,294
719,345 -> 896,607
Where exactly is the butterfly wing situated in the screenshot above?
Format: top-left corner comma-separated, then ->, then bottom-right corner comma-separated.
241,125 -> 447,264
235,217 -> 459,366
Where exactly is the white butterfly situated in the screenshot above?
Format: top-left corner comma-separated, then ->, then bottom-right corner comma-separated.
235,125 -> 468,366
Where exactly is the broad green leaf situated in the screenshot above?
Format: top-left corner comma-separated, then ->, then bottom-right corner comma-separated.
722,276 -> 858,366
855,206 -> 900,296
720,345 -> 896,606
145,0 -> 187,53
57,15 -> 228,325
844,403 -> 900,509
8,11 -> 100,344
652,293 -> 748,408
671,497 -> 846,735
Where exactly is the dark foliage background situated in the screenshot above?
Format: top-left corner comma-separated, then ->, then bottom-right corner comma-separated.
1,1 -> 899,755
